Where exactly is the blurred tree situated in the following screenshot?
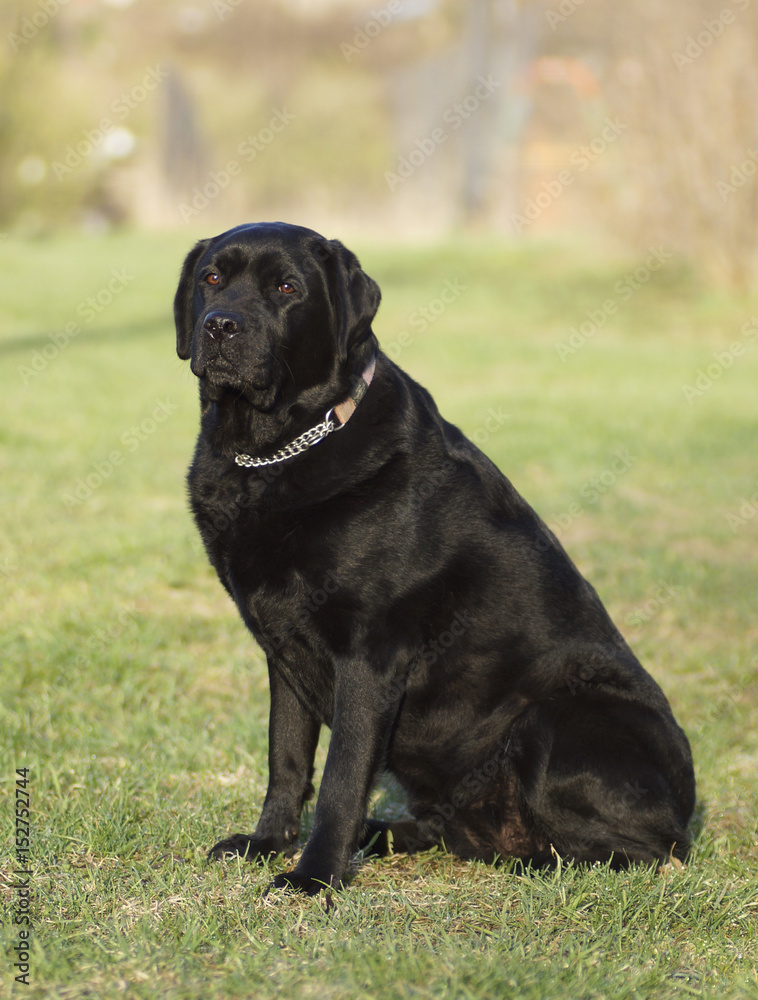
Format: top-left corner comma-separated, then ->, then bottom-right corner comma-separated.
160,72 -> 208,196
1,0 -> 757,287
540,0 -> 758,287
606,0 -> 758,288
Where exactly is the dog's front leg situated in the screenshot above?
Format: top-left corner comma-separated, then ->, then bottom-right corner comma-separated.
208,661 -> 320,862
271,664 -> 393,895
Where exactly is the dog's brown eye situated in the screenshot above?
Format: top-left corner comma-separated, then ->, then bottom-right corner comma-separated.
205,273 -> 221,286
278,282 -> 296,294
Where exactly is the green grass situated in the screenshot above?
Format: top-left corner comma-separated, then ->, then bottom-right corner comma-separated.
1,229 -> 756,999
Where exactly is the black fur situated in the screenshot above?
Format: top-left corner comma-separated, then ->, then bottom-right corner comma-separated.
175,222 -> 695,895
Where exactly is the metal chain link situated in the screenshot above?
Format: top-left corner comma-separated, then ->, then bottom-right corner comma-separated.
234,409 -> 340,468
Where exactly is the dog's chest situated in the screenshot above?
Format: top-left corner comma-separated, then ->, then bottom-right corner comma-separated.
191,469 -> 335,615
226,543 -> 340,726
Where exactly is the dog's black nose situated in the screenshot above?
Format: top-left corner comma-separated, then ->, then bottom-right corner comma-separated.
203,311 -> 243,340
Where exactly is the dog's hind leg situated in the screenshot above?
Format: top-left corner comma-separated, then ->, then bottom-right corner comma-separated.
357,818 -> 442,857
514,699 -> 695,867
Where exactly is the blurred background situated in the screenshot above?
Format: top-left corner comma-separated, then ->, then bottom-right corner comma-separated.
2,5 -> 758,989
3,0 -> 758,287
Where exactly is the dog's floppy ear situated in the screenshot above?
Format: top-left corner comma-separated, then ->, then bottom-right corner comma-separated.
319,239 -> 381,360
174,238 -> 212,360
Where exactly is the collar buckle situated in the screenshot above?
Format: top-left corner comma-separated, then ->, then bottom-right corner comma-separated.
234,355 -> 375,469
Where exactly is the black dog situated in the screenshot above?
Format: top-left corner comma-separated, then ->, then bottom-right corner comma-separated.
174,222 -> 695,894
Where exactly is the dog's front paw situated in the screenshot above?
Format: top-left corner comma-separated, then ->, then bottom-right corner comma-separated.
207,833 -> 292,862
268,871 -> 342,896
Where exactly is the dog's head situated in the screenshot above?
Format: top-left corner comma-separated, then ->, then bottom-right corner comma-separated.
174,222 -> 381,413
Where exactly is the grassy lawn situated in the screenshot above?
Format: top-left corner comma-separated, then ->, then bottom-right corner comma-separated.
1,229 -> 756,999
